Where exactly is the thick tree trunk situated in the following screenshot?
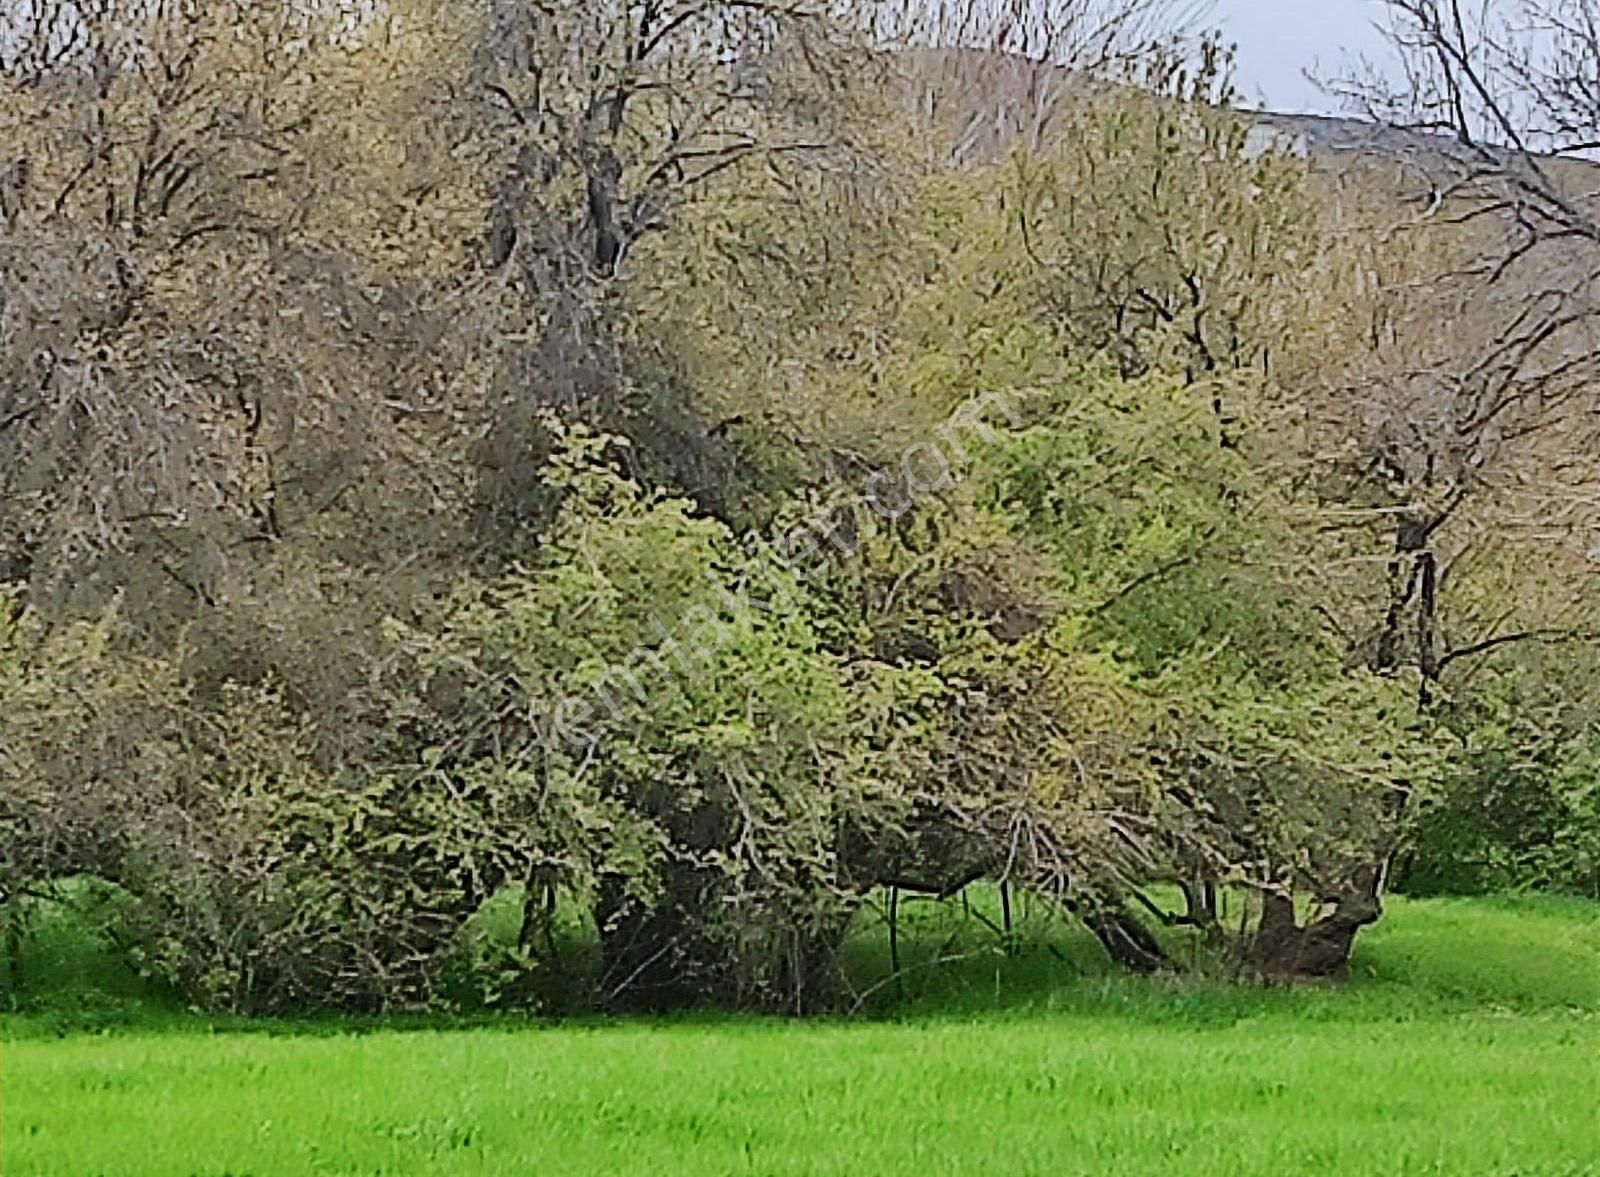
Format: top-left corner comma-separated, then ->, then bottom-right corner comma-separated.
1248,868 -> 1384,981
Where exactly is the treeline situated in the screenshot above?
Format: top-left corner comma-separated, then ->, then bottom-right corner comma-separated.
1,0 -> 1598,1015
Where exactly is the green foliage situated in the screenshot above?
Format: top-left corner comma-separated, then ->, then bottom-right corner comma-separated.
406,421 -> 877,1009
1009,94 -> 1312,380
987,368 -> 1312,675
4,0 -> 1596,1019
1401,661 -> 1600,898
977,369 -> 1445,923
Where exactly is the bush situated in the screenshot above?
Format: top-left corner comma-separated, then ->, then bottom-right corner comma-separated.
1399,742 -> 1600,899
1397,660 -> 1600,899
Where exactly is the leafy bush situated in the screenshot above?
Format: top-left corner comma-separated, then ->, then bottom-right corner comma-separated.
1399,681 -> 1600,899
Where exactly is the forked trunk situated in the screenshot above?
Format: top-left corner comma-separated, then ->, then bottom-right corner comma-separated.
1247,865 -> 1385,981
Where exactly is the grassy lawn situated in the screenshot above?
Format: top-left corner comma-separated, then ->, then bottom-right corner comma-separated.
4,892 -> 1599,1176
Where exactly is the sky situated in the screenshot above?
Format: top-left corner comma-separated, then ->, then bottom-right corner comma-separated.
1207,0 -> 1400,114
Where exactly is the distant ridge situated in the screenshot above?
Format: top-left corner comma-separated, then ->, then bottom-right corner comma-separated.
1241,110 -> 1438,159
900,48 -> 1425,166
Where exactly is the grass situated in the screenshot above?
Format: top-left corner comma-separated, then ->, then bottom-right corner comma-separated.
3,888 -> 1599,1176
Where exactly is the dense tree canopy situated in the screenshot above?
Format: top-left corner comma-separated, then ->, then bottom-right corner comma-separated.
2,0 -> 1596,1014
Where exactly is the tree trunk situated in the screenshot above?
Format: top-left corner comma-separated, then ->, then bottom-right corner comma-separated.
516,865 -> 558,958
1181,880 -> 1224,946
1083,902 -> 1169,973
2,901 -> 22,994
1248,868 -> 1384,981
594,871 -> 708,1013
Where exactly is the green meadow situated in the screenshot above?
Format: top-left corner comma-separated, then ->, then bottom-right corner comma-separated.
5,890 -> 1599,1176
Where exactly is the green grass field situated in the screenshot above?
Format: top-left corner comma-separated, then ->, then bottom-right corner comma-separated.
4,889 -> 1599,1176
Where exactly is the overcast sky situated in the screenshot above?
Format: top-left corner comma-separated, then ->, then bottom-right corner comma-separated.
1208,0 -> 1399,114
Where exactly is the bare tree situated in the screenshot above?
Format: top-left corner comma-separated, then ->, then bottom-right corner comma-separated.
472,2 -> 866,284
1322,1 -> 1600,700
0,0 -> 497,606
885,0 -> 1209,165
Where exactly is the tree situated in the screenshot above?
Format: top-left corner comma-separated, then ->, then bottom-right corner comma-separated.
0,0 -> 499,612
5,0 -> 1514,1012
1237,0 -> 1600,946
1326,0 -> 1600,699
